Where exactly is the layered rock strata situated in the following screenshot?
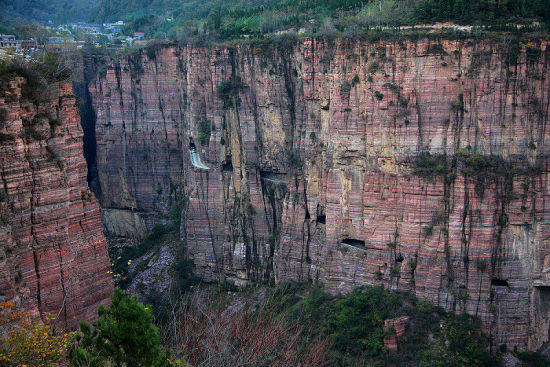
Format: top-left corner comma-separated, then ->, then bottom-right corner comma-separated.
89,37 -> 550,351
0,75 -> 113,329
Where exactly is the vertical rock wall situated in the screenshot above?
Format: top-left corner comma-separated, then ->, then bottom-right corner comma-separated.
0,74 -> 113,329
89,37 -> 550,350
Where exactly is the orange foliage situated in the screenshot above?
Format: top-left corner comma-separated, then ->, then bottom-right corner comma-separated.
0,301 -> 74,367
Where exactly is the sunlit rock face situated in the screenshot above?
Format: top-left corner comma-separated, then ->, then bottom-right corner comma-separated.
89,38 -> 550,351
0,77 -> 114,330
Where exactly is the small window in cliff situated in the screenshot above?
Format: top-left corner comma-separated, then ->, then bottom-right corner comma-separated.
341,238 -> 366,249
317,215 -> 326,224
222,160 -> 233,172
491,279 -> 509,287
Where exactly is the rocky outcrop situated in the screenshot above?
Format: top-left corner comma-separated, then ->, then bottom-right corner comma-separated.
0,73 -> 113,329
383,316 -> 410,351
89,37 -> 550,351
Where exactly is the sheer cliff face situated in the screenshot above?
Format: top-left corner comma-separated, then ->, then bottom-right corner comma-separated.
90,38 -> 550,350
0,76 -> 113,329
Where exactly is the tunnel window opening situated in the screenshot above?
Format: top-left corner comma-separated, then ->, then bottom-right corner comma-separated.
491,278 -> 509,287
222,160 -> 233,172
259,170 -> 288,185
341,238 -> 366,250
317,215 -> 326,224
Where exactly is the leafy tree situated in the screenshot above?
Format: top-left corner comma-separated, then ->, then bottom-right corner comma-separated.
72,289 -> 174,367
0,301 -> 74,367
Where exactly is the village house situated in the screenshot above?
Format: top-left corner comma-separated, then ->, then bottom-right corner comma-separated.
0,35 -> 21,49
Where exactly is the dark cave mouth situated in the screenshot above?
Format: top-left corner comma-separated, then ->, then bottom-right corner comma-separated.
341,238 -> 366,249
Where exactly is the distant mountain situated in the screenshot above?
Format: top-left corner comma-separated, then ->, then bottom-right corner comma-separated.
0,0 -> 98,25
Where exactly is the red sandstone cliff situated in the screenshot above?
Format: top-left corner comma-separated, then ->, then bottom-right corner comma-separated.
0,73 -> 113,329
89,37 -> 550,351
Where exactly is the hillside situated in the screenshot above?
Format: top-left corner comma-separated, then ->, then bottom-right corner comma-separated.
89,0 -> 550,40
0,0 -> 97,24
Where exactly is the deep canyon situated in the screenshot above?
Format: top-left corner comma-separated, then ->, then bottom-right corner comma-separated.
88,37 -> 550,352
1,35 -> 550,354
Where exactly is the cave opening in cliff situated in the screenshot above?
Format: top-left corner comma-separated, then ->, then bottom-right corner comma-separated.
491,278 -> 509,287
341,238 -> 366,249
223,159 -> 233,172
317,215 -> 326,224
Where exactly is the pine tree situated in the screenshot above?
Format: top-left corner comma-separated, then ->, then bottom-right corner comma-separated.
72,289 -> 173,367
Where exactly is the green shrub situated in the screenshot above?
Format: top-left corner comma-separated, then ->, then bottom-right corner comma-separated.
146,47 -> 156,60
287,152 -> 302,169
446,313 -> 494,366
326,286 -> 399,357
413,152 -> 447,178
174,258 -> 200,291
112,224 -> 172,286
217,77 -> 244,107
422,225 -> 433,238
196,119 -> 212,145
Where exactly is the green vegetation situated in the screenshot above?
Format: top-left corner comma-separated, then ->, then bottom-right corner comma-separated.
413,151 -> 447,178
414,0 -> 549,25
136,282 -> 508,366
90,0 -> 549,43
278,284 -> 497,366
72,289 -> 174,366
196,119 -> 212,145
0,55 -> 71,105
217,77 -> 244,108
110,193 -> 198,304
412,148 -> 543,198
0,0 -> 94,25
326,286 -> 398,357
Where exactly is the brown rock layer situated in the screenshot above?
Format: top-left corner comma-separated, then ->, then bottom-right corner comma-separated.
383,316 -> 410,351
90,37 -> 550,350
0,75 -> 113,329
